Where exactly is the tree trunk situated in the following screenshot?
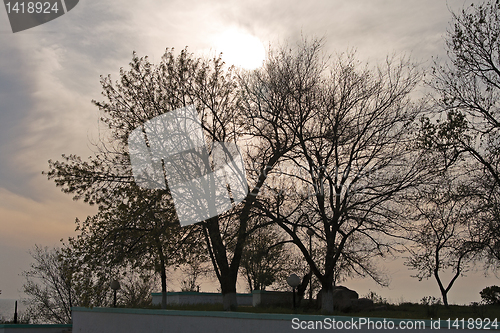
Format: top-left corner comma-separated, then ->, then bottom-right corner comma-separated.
297,271 -> 311,306
204,217 -> 240,311
441,291 -> 448,307
320,287 -> 334,314
157,242 -> 167,309
161,280 -> 167,309
320,251 -> 337,314
220,272 -> 238,311
222,292 -> 237,311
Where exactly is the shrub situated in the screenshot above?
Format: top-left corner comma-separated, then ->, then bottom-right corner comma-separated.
420,296 -> 441,317
364,290 -> 388,304
480,286 -> 500,305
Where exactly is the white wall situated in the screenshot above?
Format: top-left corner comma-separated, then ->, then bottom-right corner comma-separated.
71,307 -> 489,333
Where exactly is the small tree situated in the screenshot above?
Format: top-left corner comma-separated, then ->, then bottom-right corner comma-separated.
22,244 -> 158,324
240,224 -> 294,292
117,268 -> 157,307
22,245 -> 113,324
403,178 -> 480,306
177,228 -> 212,292
22,246 -> 77,324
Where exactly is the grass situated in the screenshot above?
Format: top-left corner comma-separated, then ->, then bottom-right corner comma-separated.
142,302 -> 500,320
354,303 -> 500,320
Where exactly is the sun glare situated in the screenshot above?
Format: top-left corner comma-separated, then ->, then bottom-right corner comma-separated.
214,29 -> 266,70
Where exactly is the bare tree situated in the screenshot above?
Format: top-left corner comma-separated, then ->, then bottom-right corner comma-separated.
22,245 -> 114,324
403,177 -> 480,306
177,228 -> 213,292
22,244 -> 160,324
240,39 -> 430,313
22,246 -> 75,324
46,40 -> 433,313
239,224 -> 294,292
423,0 -> 500,267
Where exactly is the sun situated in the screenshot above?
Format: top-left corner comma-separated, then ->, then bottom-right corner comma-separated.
214,28 -> 266,70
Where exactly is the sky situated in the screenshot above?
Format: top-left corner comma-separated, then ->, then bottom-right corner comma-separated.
0,0 -> 497,305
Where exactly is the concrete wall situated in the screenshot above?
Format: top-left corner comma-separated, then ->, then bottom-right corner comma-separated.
71,307 -> 490,333
151,291 -> 297,308
0,324 -> 71,333
151,292 -> 253,306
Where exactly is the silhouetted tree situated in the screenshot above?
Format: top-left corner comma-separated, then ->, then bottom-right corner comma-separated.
403,177 -> 481,306
240,40 -> 431,313
240,224 -> 294,291
22,245 -> 108,324
45,48 -> 285,310
64,185 -> 198,309
423,1 -> 500,268
22,245 -> 158,324
47,40 -> 434,314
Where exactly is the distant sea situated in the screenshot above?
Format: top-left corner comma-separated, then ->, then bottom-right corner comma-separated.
0,299 -> 27,322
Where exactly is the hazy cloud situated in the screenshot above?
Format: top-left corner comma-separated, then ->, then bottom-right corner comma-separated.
0,0 -> 492,300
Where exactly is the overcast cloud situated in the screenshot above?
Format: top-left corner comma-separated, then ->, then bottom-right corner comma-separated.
0,0 -> 494,303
